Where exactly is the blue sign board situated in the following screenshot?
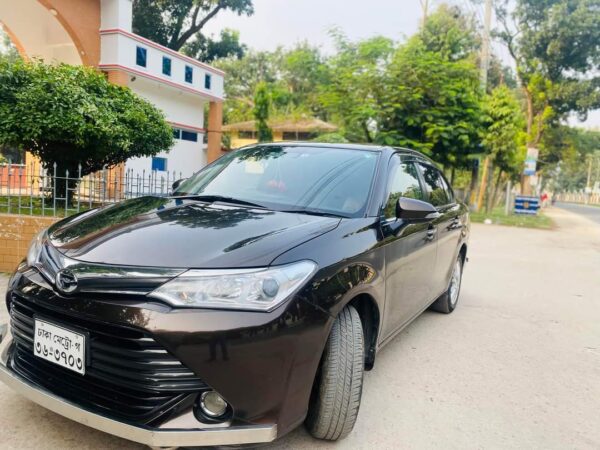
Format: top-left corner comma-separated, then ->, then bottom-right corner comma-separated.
514,196 -> 540,215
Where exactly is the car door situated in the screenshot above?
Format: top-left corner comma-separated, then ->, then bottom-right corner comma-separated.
417,163 -> 463,297
380,155 -> 438,340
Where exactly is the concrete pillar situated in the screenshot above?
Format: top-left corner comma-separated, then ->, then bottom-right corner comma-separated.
100,0 -> 133,32
207,101 -> 224,163
104,69 -> 129,199
106,69 -> 129,85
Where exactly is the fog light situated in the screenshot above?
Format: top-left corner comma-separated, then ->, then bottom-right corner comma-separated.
199,391 -> 228,418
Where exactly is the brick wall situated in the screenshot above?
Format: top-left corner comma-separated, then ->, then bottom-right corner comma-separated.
0,215 -> 59,273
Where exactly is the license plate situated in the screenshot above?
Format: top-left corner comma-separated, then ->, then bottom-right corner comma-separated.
33,319 -> 86,375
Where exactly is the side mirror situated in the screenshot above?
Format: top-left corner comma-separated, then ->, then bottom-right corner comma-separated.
396,197 -> 440,221
171,178 -> 186,193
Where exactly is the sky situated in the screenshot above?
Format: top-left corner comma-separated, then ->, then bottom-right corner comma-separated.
204,0 -> 599,129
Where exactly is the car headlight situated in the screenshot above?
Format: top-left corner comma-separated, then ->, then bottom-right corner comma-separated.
149,261 -> 317,311
26,230 -> 46,267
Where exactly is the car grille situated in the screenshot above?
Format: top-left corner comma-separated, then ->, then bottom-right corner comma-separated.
9,293 -> 207,424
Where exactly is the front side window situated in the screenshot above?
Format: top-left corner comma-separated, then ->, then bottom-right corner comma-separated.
383,156 -> 424,219
204,73 -> 212,90
418,163 -> 450,206
175,145 -> 379,218
185,65 -> 193,83
136,46 -> 147,67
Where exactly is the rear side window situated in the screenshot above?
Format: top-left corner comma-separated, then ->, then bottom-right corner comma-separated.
418,163 -> 451,206
383,156 -> 424,219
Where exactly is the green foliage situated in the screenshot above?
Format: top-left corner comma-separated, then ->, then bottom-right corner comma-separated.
214,43 -> 329,124
419,4 -> 479,61
496,0 -> 600,145
132,0 -> 253,60
542,127 -> 600,191
183,29 -> 246,63
0,59 -> 174,176
253,82 -> 272,142
481,86 -> 526,178
378,38 -> 483,169
319,32 -> 394,143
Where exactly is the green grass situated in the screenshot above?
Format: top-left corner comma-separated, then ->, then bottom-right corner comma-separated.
0,195 -> 94,218
470,206 -> 553,229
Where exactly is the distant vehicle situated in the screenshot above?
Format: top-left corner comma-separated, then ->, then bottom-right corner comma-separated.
0,143 -> 469,447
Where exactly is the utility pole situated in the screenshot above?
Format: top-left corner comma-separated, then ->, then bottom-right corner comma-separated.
420,0 -> 430,27
472,0 -> 493,212
479,0 -> 493,90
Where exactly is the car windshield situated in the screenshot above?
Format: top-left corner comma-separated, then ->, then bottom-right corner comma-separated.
174,145 -> 379,218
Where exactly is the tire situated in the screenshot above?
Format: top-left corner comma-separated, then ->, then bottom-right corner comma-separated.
305,305 -> 364,441
430,254 -> 464,314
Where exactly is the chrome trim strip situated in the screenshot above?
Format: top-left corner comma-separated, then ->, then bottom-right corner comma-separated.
0,326 -> 277,447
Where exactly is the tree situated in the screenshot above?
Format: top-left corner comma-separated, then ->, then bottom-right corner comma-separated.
378,38 -> 483,170
496,0 -> 600,191
253,82 -> 272,142
419,3 -> 479,61
542,127 -> 600,192
132,0 -> 253,61
319,32 -> 394,143
481,86 -> 526,210
215,43 -> 329,124
0,59 -> 173,199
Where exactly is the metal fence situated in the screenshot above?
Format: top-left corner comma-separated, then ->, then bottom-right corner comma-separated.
556,191 -> 600,205
0,162 -> 183,217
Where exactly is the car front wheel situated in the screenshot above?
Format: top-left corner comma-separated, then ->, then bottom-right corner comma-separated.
305,305 -> 364,441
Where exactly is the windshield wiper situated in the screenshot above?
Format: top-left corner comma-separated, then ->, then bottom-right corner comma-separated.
178,194 -> 267,209
278,208 -> 348,218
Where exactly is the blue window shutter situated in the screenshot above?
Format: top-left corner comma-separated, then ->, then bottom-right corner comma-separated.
136,46 -> 147,67
185,66 -> 193,83
162,57 -> 171,76
151,157 -> 167,171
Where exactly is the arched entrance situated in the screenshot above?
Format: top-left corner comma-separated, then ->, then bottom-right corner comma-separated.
0,0 -> 99,65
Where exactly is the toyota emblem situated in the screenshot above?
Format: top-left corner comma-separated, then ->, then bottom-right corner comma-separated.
55,269 -> 78,294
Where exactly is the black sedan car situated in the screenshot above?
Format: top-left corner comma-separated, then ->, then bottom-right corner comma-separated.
0,143 -> 469,447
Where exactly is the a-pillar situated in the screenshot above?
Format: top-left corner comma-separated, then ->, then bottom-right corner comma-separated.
207,101 -> 224,163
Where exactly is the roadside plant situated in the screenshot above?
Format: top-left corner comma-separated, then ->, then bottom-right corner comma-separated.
0,58 -> 174,201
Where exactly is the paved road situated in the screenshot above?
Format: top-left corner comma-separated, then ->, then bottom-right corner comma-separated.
556,201 -> 600,225
1,206 -> 599,449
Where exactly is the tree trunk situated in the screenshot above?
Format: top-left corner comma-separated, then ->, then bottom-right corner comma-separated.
47,162 -> 79,207
484,160 -> 495,213
490,169 -> 503,211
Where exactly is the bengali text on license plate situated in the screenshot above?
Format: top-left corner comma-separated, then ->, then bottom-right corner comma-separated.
33,319 -> 86,375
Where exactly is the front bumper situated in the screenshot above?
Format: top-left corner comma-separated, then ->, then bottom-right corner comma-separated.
0,324 -> 276,447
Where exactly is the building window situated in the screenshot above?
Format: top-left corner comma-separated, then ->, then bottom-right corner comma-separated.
136,46 -> 147,67
185,65 -> 193,83
151,157 -> 167,172
238,131 -> 256,139
162,57 -> 171,76
282,131 -> 314,141
181,130 -> 198,142
172,128 -> 181,139
204,73 -> 212,90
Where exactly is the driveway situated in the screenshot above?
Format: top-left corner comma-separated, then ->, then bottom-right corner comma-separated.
1,206 -> 599,449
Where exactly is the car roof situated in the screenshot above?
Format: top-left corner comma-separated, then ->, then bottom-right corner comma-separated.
249,141 -> 435,163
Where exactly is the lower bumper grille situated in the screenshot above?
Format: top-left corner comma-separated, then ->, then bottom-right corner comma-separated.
9,293 -> 207,424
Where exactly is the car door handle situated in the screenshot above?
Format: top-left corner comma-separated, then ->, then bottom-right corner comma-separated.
450,217 -> 462,229
426,226 -> 437,240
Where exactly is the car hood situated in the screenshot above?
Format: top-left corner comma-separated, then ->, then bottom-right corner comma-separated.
48,196 -> 340,268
